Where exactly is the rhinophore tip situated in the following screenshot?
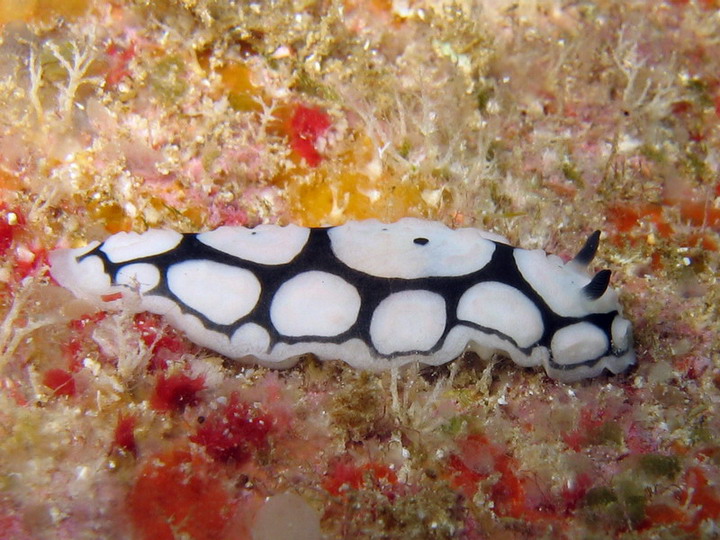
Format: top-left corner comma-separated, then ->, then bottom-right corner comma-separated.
582,269 -> 612,300
573,230 -> 601,266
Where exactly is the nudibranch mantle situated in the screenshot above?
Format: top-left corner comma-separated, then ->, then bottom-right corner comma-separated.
49,218 -> 635,381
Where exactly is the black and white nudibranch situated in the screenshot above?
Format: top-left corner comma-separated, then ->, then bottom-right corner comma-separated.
49,218 -> 635,381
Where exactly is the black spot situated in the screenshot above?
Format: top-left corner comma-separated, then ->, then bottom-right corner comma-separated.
251,231 -> 257,235
413,237 -> 429,245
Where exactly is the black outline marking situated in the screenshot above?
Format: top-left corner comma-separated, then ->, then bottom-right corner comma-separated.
78,225 -> 627,373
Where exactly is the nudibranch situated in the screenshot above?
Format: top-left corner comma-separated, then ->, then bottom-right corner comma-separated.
49,218 -> 635,381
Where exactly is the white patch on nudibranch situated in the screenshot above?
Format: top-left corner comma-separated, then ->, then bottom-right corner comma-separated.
328,219 -> 496,278
370,290 -> 446,354
48,243 -> 107,300
457,281 -> 544,348
116,263 -> 161,293
198,224 -> 309,265
75,255 -> 112,294
142,295 -> 181,318
270,271 -> 361,337
551,322 -> 608,365
515,249 -> 597,317
268,339 -> 371,370
167,260 -> 261,325
461,325 -> 545,367
230,323 -> 271,356
611,316 -> 632,352
100,229 -> 183,263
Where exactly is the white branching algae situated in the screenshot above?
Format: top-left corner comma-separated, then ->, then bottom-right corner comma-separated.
49,218 -> 635,381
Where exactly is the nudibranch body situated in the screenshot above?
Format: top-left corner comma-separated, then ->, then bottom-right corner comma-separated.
49,218 -> 635,381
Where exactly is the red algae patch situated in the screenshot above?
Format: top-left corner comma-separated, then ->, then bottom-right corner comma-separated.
190,394 -> 273,464
41,368 -> 76,397
323,459 -> 398,496
111,414 -> 137,457
286,104 -> 332,167
0,204 -> 23,257
133,313 -> 193,371
150,373 -> 205,412
448,433 -> 531,520
127,449 -> 235,540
